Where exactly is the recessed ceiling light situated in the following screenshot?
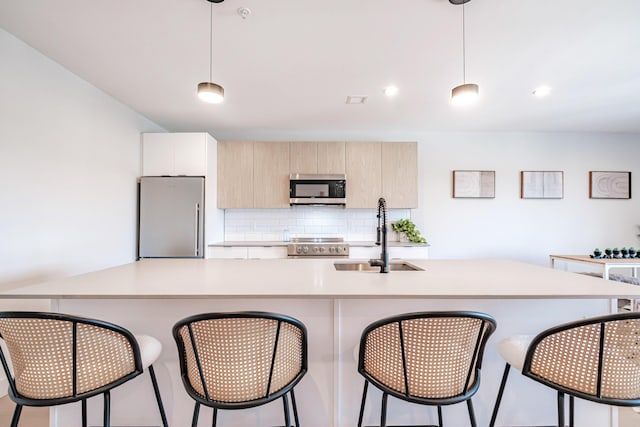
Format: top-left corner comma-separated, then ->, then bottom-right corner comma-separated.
383,86 -> 399,97
346,96 -> 367,104
532,86 -> 551,97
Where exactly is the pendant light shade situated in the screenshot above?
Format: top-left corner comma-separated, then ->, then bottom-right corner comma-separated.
450,0 -> 478,105
198,0 -> 224,103
198,82 -> 224,104
451,83 -> 479,105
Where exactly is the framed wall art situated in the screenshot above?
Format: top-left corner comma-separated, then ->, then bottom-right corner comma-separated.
520,171 -> 564,199
589,171 -> 631,199
453,170 -> 495,198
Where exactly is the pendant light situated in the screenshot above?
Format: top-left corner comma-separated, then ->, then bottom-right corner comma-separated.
197,0 -> 225,104
450,0 -> 479,105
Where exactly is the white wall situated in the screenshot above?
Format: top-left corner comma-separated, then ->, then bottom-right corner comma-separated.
415,132 -> 640,265
0,27 -> 163,293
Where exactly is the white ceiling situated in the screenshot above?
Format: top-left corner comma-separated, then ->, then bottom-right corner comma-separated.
1,0 -> 640,140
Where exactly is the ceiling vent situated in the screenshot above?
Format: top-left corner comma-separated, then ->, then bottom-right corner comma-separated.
346,96 -> 367,104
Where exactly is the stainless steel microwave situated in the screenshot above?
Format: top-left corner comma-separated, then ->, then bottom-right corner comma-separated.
289,174 -> 346,206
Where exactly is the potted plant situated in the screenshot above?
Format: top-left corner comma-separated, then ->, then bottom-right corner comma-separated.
591,248 -> 602,259
391,219 -> 427,244
628,247 -> 637,258
604,248 -> 613,258
621,247 -> 629,258
612,247 -> 621,259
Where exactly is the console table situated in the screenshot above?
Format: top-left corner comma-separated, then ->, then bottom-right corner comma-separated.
549,254 -> 640,280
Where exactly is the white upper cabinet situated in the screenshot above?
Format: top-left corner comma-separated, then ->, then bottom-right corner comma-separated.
142,133 -> 208,176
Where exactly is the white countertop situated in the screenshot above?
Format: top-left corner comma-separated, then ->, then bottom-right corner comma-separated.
208,241 -> 429,247
2,258 -> 640,300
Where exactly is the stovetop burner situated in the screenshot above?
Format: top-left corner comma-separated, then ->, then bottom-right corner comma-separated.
287,237 -> 349,258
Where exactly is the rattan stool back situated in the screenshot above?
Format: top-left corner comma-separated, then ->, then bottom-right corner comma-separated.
357,311 -> 496,427
0,311 -> 143,427
521,311 -> 640,425
173,311 -> 307,427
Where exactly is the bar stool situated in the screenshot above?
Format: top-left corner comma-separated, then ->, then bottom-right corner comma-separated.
490,312 -> 640,427
172,311 -> 307,427
356,311 -> 496,427
0,311 -> 168,427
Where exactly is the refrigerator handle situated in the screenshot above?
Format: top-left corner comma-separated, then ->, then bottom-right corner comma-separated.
195,203 -> 200,257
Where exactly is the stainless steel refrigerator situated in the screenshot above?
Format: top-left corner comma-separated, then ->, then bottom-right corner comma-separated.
138,176 -> 205,258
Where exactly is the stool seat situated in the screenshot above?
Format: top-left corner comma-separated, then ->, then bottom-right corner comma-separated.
497,334 -> 532,371
135,334 -> 162,368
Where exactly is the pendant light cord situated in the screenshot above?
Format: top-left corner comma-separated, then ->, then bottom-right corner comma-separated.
462,2 -> 466,84
208,1 -> 213,82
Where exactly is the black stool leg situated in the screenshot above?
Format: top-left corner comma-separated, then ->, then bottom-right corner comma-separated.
357,380 -> 369,427
380,392 -> 389,427
557,392 -> 565,427
212,407 -> 217,427
290,389 -> 301,427
191,402 -> 200,427
82,399 -> 87,427
437,405 -> 443,427
10,404 -> 22,427
467,399 -> 477,427
489,363 -> 511,427
282,393 -> 292,427
103,390 -> 111,427
569,395 -> 574,427
148,364 -> 169,427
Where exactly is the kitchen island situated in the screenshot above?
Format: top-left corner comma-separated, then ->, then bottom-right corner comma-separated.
3,258 -> 640,427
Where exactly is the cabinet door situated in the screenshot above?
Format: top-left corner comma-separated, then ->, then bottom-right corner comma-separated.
173,134 -> 207,176
346,142 -> 382,208
290,142 -> 318,174
382,142 -> 418,208
217,141 -> 254,208
317,142 -> 345,174
254,142 -> 290,208
142,133 -> 208,176
142,134 -> 174,176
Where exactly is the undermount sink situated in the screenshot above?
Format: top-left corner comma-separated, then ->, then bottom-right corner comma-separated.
333,261 -> 424,272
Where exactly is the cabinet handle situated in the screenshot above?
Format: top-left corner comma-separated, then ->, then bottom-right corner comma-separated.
194,203 -> 200,256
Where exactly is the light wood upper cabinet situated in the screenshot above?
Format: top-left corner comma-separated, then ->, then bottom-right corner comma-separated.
290,142 -> 345,174
254,142 -> 290,208
382,142 -> 418,208
217,141 -> 253,208
290,142 -> 318,174
218,140 -> 416,209
346,142 -> 382,208
317,142 -> 345,174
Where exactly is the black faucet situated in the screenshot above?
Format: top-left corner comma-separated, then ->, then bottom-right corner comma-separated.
369,197 -> 389,273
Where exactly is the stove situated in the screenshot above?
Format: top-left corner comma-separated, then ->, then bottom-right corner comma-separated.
287,237 -> 350,258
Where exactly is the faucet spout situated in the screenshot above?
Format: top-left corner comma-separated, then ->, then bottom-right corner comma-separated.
369,197 -> 389,273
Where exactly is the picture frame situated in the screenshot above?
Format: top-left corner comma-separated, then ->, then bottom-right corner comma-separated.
520,171 -> 564,199
452,170 -> 495,198
589,171 -> 631,199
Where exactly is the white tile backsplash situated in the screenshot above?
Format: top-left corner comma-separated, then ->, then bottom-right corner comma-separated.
224,207 -> 412,242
